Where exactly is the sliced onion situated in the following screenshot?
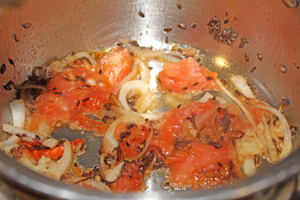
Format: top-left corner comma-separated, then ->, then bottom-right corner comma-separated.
67,52 -> 97,65
1,134 -> 20,146
9,99 -> 26,128
42,138 -> 59,149
262,117 -> 279,162
217,79 -> 256,127
230,75 -> 256,99
105,161 -> 125,182
114,67 -> 138,94
57,141 -> 73,176
36,156 -> 61,181
125,125 -> 153,162
139,112 -> 164,121
243,158 -> 257,176
81,179 -> 112,193
198,92 -> 214,103
101,114 -> 145,154
3,124 -> 45,140
119,80 -> 149,111
139,50 -> 185,62
164,92 -> 191,108
135,90 -> 153,113
47,61 -> 67,77
252,104 -> 292,160
1,143 -> 19,156
215,96 -> 227,105
13,84 -> 47,91
135,58 -> 150,83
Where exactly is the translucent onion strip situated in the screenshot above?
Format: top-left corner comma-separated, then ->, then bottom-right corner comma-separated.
81,179 -> 112,193
217,79 -> 256,127
57,141 -> 73,176
0,134 -> 20,146
243,158 -> 257,176
262,117 -> 279,162
230,75 -> 256,99
252,104 -> 292,160
101,114 -> 145,154
3,124 -> 45,140
67,52 -> 97,65
135,58 -> 150,83
139,112 -> 164,121
9,99 -> 26,128
198,92 -> 214,103
13,84 -> 47,91
119,80 -> 149,111
114,67 -> 138,94
105,161 -> 125,182
139,50 -> 185,62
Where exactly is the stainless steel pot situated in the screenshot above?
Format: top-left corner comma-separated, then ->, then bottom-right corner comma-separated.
0,0 -> 300,199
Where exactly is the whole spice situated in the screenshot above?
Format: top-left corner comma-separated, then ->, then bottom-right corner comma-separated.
244,52 -> 250,62
138,11 -> 145,18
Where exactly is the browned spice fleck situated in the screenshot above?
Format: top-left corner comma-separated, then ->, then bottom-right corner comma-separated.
207,16 -> 238,45
164,27 -> 173,33
223,18 -> 229,24
280,64 -> 287,74
176,2 -> 182,9
178,23 -> 187,30
138,11 -> 145,18
257,53 -> 263,61
290,125 -> 298,136
244,52 -> 250,62
250,67 -> 257,73
22,23 -> 32,29
13,34 -> 19,42
165,36 -> 168,43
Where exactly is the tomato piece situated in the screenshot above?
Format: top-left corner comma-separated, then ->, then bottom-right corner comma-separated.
27,139 -> 85,161
69,112 -> 108,137
27,66 -> 111,136
165,141 -> 242,189
114,122 -> 151,159
110,162 -> 144,193
157,101 -> 218,156
158,57 -> 218,93
99,48 -> 133,93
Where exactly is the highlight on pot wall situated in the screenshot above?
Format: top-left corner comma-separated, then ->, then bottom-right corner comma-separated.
0,0 -> 300,199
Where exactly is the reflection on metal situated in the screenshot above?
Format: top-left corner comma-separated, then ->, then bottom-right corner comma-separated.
214,57 -> 228,68
282,0 -> 299,8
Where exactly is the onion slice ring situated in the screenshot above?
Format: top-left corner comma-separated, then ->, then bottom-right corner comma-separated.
9,99 -> 26,128
252,104 -> 292,160
3,124 -> 45,140
217,79 -> 256,127
243,158 -> 257,176
101,114 -> 145,154
230,75 -> 256,99
119,80 -> 149,111
68,52 -> 97,65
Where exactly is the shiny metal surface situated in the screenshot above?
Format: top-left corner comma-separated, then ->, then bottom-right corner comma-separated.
0,0 -> 300,199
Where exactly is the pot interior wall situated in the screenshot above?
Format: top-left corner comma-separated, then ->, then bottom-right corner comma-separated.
0,0 -> 300,199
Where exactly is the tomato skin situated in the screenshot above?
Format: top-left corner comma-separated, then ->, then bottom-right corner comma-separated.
21,139 -> 85,161
157,101 -> 218,156
110,162 -> 144,193
114,122 -> 151,159
158,57 -> 218,93
99,48 -> 133,93
165,141 -> 241,189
